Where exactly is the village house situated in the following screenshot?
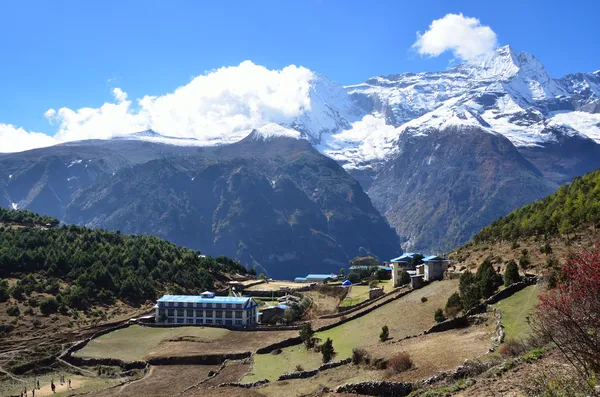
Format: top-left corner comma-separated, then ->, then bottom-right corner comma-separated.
422,255 -> 451,281
154,291 -> 258,326
390,253 -> 421,287
390,253 -> 451,287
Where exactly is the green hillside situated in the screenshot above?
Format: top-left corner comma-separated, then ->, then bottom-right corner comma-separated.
474,169 -> 600,243
0,208 -> 246,310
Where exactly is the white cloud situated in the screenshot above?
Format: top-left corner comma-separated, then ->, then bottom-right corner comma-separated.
0,61 -> 316,152
413,13 -> 497,61
43,108 -> 56,119
112,88 -> 128,102
0,124 -> 57,153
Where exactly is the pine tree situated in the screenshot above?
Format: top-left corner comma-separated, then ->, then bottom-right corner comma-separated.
321,338 -> 335,363
504,261 -> 520,286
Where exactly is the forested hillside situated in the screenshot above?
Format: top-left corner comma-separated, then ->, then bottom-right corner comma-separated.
474,169 -> 600,242
0,209 -> 246,311
449,168 -> 600,276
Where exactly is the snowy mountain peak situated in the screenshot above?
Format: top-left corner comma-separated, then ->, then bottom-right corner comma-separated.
459,45 -> 521,80
458,45 -> 553,85
248,123 -> 302,141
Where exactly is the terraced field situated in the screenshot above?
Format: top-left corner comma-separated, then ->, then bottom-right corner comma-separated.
243,279 -> 460,382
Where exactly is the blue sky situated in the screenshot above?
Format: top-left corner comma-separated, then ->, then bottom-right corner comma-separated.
0,0 -> 598,148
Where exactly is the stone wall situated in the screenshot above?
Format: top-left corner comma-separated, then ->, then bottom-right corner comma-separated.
147,352 -> 251,365
218,379 -> 270,388
255,336 -> 303,354
277,358 -> 352,381
335,381 -> 413,396
65,355 -> 147,370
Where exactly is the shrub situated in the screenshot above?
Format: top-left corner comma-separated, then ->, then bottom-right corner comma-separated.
295,364 -> 304,372
369,280 -> 378,289
397,270 -> 410,286
476,260 -> 500,298
380,325 -> 389,342
420,296 -> 428,303
504,260 -> 521,286
0,279 -> 9,302
445,292 -> 462,317
499,339 -> 527,357
459,271 -> 481,311
28,297 -> 39,307
387,352 -> 413,374
434,308 -> 446,323
40,297 -> 59,315
352,348 -> 371,365
539,242 -> 552,255
6,304 -> 20,316
10,284 -> 25,300
32,317 -> 42,328
299,323 -> 315,349
321,338 -> 335,363
532,246 -> 600,378
347,273 -> 361,284
376,268 -> 389,280
519,250 -> 530,271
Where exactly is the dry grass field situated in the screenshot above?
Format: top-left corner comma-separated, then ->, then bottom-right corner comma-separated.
86,365 -> 219,397
246,281 -> 304,291
365,323 -> 494,382
76,324 -> 299,361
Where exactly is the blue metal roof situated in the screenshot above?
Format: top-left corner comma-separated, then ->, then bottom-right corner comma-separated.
294,277 -> 307,282
390,252 -> 420,262
305,274 -> 336,279
341,280 -> 353,286
382,267 -> 392,271
277,304 -> 291,310
157,294 -> 251,304
422,255 -> 450,262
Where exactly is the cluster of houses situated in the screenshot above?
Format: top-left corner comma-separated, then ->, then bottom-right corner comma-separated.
388,253 -> 451,289
152,252 -> 451,328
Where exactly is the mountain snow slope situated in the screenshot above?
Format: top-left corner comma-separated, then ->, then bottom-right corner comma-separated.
3,45 -> 600,255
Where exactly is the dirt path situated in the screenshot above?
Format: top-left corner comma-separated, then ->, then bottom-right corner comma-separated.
117,365 -> 154,392
34,379 -> 83,396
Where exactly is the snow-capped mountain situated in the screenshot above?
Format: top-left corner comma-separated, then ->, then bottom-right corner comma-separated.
4,45 -> 600,255
338,45 -> 599,165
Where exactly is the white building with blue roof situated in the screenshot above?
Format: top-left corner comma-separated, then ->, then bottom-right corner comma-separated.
154,291 -> 258,326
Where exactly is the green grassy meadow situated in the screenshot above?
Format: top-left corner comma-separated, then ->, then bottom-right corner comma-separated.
493,284 -> 542,340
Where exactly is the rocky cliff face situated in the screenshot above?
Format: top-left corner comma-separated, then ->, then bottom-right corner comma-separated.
1,134 -> 400,279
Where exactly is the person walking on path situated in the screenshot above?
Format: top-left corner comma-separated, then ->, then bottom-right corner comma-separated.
68,378 -> 72,389
51,379 -> 55,394
37,380 -> 40,390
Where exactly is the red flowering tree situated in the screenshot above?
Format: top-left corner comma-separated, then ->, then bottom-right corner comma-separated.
532,246 -> 600,377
